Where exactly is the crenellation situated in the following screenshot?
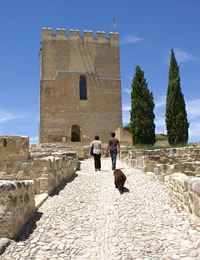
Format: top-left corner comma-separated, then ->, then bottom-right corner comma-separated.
109,32 -> 119,45
83,30 -> 94,42
96,31 -> 107,43
70,29 -> 80,39
41,27 -> 118,43
56,28 -> 66,39
42,27 -> 53,40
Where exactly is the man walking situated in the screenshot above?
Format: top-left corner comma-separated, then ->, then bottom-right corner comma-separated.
106,132 -> 120,170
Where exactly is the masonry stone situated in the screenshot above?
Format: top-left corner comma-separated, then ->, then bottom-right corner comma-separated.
0,136 -> 78,239
39,28 -> 122,144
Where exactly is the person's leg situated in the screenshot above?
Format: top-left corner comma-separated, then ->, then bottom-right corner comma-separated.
110,150 -> 114,169
98,154 -> 101,170
112,150 -> 117,170
110,149 -> 117,170
94,154 -> 98,170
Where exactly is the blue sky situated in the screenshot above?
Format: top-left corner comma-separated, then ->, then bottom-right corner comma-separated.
0,0 -> 200,144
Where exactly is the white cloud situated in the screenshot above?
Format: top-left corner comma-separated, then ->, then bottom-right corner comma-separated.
186,99 -> 200,119
121,34 -> 143,44
189,121 -> 200,140
30,136 -> 39,144
122,105 -> 131,112
122,114 -> 130,125
155,96 -> 166,108
126,75 -> 133,81
174,48 -> 200,64
125,88 -> 131,94
0,110 -> 26,123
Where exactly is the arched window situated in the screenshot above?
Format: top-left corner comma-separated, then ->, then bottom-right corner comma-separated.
71,125 -> 81,142
80,76 -> 87,100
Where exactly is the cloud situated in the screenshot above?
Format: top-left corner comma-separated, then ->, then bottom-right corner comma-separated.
155,96 -> 166,108
121,34 -> 143,44
30,136 -> 39,144
186,99 -> 200,119
0,110 -> 27,123
122,105 -> 131,112
126,75 -> 133,81
125,88 -> 131,94
174,48 -> 200,64
122,114 -> 130,125
189,121 -> 200,140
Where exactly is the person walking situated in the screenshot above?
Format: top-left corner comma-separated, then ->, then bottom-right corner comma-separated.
106,132 -> 120,170
90,135 -> 103,171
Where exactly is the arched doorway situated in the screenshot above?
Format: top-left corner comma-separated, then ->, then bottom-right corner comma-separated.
71,125 -> 81,142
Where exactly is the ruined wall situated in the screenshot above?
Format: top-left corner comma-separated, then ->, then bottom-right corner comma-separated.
39,28 -> 122,144
120,145 -> 200,217
0,136 -> 30,172
165,174 -> 200,217
0,136 -> 79,239
0,180 -> 35,239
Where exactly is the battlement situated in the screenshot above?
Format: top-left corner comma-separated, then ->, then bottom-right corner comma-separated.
41,27 -> 119,44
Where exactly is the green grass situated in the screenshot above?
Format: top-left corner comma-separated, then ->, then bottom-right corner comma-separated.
125,143 -> 188,151
155,135 -> 168,141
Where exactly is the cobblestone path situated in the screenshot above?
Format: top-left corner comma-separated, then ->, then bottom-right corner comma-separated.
2,158 -> 200,260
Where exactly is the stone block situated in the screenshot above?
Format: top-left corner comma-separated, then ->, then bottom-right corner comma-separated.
0,180 -> 35,239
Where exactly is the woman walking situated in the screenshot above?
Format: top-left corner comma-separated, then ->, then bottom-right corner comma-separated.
90,135 -> 103,171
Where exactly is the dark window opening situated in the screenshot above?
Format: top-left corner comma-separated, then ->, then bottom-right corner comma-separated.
80,76 -> 87,100
3,138 -> 7,147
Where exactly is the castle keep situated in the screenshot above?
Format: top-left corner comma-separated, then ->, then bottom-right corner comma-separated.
39,28 -> 122,144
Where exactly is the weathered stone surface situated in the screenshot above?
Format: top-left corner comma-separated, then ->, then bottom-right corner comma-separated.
1,159 -> 200,259
0,136 -> 30,172
39,28 -> 122,144
0,180 -> 35,239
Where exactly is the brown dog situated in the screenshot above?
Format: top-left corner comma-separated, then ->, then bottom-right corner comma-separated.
114,169 -> 126,194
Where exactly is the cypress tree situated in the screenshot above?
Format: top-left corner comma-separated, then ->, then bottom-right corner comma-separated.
165,49 -> 189,145
130,65 -> 155,145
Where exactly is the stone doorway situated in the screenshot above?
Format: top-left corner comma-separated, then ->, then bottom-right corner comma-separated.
71,125 -> 81,142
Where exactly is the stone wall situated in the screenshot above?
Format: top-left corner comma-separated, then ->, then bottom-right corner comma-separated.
0,137 -> 79,239
165,173 -> 200,217
0,180 -> 35,239
0,147 -> 78,195
115,127 -> 132,146
0,136 -> 30,172
120,145 -> 200,217
39,28 -> 122,144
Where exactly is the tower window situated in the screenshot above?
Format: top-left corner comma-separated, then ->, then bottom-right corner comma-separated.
80,76 -> 87,100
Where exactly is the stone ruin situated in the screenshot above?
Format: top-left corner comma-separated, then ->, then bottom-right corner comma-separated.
121,144 -> 200,217
1,134 -> 200,244
0,135 -> 78,239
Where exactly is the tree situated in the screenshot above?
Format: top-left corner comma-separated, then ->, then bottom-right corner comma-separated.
165,49 -> 189,145
130,65 -> 155,145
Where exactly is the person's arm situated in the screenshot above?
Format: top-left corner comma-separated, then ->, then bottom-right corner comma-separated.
117,142 -> 120,153
106,142 -> 110,155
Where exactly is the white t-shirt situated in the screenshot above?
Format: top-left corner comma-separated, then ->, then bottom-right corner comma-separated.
90,140 -> 102,155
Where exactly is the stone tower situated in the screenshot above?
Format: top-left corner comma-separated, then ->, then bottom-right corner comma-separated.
39,28 -> 122,144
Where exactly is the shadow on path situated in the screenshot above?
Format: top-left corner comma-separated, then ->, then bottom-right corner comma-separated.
49,173 -> 78,197
123,187 -> 130,193
76,159 -> 83,171
15,211 -> 43,242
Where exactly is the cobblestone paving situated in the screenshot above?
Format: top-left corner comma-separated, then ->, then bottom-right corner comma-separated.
2,158 -> 200,260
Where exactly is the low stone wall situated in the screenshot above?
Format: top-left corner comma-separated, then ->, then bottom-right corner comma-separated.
0,149 -> 78,195
120,145 -> 200,217
164,173 -> 200,217
0,138 -> 79,240
32,151 -> 78,194
0,180 -> 35,239
0,136 -> 30,172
